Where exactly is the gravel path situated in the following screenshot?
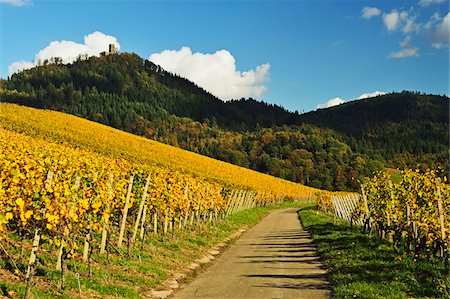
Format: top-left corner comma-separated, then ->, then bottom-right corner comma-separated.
172,208 -> 330,299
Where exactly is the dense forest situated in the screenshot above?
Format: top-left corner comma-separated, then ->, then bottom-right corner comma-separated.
299,93 -> 449,165
1,53 -> 448,191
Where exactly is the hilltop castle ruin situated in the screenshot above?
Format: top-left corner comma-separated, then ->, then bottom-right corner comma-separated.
101,44 -> 118,56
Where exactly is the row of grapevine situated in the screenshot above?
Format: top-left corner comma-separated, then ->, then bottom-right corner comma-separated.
325,170 -> 449,262
0,103 -> 323,199
360,170 -> 449,257
0,128 -> 291,297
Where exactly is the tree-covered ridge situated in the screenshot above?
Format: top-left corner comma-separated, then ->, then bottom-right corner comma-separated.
1,53 -> 447,191
2,53 -> 297,131
137,121 -> 382,191
298,92 -> 449,168
300,92 -> 448,136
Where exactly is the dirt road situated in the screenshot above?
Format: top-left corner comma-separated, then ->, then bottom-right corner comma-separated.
172,208 -> 330,299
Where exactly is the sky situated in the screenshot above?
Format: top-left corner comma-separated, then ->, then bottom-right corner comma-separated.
0,0 -> 449,112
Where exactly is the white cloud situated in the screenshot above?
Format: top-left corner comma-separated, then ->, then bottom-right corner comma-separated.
357,91 -> 386,99
424,12 -> 441,30
399,35 -> 412,48
149,47 -> 270,101
419,0 -> 445,7
389,47 -> 419,58
0,0 -> 31,6
383,10 -> 401,32
35,31 -> 120,64
8,31 -> 120,76
317,91 -> 386,109
8,61 -> 35,76
369,4 -> 447,54
317,97 -> 345,109
402,18 -> 420,33
431,13 -> 450,48
361,7 -> 381,19
382,10 -> 419,34
388,36 -> 419,58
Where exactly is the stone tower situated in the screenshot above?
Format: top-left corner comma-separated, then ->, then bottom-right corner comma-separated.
109,44 -> 117,54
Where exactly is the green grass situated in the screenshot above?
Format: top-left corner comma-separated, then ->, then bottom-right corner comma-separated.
298,205 -> 450,299
0,200 -> 304,298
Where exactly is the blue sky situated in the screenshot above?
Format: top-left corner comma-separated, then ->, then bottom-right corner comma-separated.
1,0 -> 449,112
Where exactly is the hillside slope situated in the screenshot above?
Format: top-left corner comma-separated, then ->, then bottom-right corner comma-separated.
299,92 -> 449,166
0,103 -> 319,197
300,92 -> 448,134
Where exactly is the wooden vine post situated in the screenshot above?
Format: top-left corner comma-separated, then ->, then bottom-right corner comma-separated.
25,171 -> 53,299
241,190 -> 248,211
234,190 -> 241,213
57,176 -> 81,270
436,179 -> 448,256
387,180 -> 395,242
361,184 -> 371,234
230,191 -> 238,215
100,173 -> 114,254
235,190 -> 244,213
203,187 -> 210,223
183,184 -> 189,227
24,228 -> 41,299
132,175 -> 151,244
153,212 -> 158,234
118,175 -> 134,248
82,199 -> 91,262
83,172 -> 98,263
163,214 -> 169,236
226,190 -> 236,216
340,196 -> 350,221
59,175 -> 82,290
139,204 -> 148,239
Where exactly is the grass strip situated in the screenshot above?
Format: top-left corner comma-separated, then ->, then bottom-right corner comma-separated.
298,205 -> 450,299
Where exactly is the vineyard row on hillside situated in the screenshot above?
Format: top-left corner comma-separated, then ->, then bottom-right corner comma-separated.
318,170 -> 449,261
0,103 -> 323,197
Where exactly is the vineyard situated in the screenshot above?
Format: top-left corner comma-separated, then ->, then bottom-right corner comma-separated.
3,103 -> 447,298
0,103 -> 321,197
0,104 -> 325,298
321,170 -> 450,263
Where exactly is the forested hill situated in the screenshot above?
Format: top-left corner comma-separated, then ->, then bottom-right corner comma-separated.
1,52 -> 297,131
299,92 -> 448,136
1,52 -> 448,191
299,93 -> 449,164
